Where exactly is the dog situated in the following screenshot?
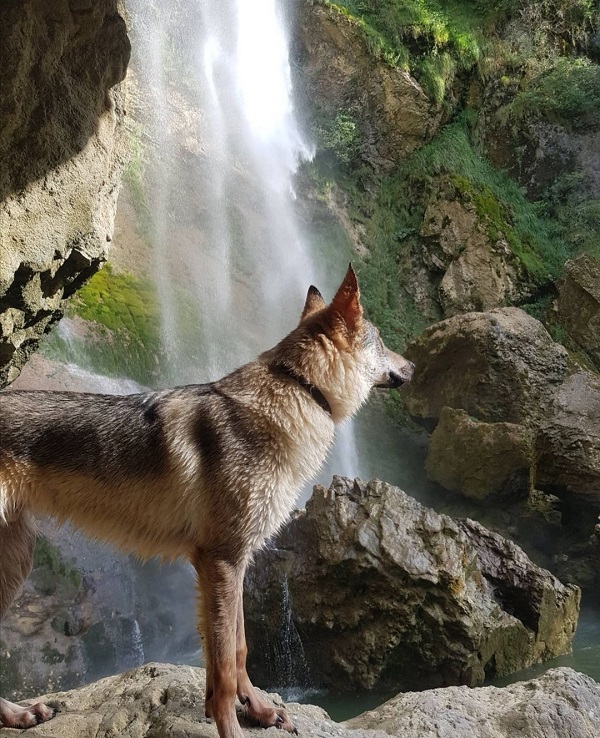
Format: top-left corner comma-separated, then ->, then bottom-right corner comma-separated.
0,265 -> 414,738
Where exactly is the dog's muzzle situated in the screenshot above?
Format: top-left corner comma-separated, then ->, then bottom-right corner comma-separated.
375,361 -> 415,389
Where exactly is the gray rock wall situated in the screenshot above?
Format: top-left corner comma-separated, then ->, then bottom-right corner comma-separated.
0,0 -> 130,387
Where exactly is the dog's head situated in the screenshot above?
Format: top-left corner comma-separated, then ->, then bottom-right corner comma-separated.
271,265 -> 414,422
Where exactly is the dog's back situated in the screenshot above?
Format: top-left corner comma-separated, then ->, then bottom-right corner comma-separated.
0,267 -> 415,736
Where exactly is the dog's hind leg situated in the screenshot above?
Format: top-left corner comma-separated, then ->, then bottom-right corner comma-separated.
193,552 -> 245,738
235,586 -> 297,733
0,512 -> 55,728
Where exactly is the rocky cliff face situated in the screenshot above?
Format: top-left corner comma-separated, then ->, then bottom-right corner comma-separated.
296,3 -> 441,173
0,0 -> 130,387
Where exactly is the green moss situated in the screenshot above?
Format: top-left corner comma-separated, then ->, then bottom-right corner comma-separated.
43,263 -> 165,385
322,0 -> 487,106
403,118 -> 567,283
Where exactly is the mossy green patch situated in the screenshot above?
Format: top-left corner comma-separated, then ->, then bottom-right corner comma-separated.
402,118 -> 567,282
44,263 -> 165,385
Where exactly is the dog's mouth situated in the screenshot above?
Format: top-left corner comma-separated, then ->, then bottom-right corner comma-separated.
375,364 -> 415,389
375,371 -> 405,389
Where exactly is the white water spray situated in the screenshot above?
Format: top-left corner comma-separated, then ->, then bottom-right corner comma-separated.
128,0 -> 363,481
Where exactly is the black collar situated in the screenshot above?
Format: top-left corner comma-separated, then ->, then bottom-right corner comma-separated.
272,364 -> 332,417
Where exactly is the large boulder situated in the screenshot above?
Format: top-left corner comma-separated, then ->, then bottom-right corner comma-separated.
348,667 -> 600,738
244,477 -> 579,693
403,308 -> 568,425
557,253 -> 600,368
426,407 -> 534,500
536,370 -> 600,503
0,0 -> 130,387
296,4 -> 440,172
3,663 -> 599,738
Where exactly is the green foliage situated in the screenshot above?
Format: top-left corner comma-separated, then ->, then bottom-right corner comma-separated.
401,118 -> 568,282
315,112 -> 360,165
44,264 -> 164,385
322,0 -> 487,105
506,57 -> 600,129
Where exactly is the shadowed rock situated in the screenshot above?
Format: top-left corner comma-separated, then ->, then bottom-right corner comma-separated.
0,0 -> 131,387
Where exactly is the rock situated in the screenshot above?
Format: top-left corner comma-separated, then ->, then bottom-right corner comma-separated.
420,187 -> 530,316
558,253 -> 600,368
3,663 -> 599,738
536,370 -> 600,503
0,0 -> 131,387
296,4 -> 440,172
244,477 -> 579,693
348,667 -> 600,738
403,308 -> 568,425
426,407 -> 534,499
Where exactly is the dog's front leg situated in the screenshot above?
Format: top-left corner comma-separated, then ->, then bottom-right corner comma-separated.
193,553 -> 245,738
235,587 -> 297,733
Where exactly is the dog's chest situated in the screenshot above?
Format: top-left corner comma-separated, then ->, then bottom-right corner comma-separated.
246,419 -> 333,546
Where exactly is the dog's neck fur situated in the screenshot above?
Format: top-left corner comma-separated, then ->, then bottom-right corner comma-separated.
270,363 -> 332,417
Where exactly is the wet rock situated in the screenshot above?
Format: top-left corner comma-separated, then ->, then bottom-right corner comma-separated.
426,407 -> 534,500
403,308 -> 568,426
0,0 -> 130,387
244,477 -> 579,693
0,524 -> 198,700
5,663 -> 599,738
536,370 -> 600,504
558,253 -> 600,368
296,4 -> 440,172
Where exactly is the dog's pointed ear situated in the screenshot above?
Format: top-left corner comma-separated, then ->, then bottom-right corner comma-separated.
300,285 -> 326,321
329,263 -> 363,332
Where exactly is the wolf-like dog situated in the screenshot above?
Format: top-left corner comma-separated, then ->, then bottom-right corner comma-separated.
0,266 -> 413,738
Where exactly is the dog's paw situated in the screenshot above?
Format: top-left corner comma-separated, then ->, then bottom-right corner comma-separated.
241,699 -> 297,733
0,699 -> 56,729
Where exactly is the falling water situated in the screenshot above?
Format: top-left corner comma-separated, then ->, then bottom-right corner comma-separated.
127,0 -> 363,480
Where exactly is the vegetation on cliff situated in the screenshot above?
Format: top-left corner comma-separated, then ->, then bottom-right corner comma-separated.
304,0 -> 600,357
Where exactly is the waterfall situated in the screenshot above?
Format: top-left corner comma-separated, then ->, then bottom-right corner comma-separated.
127,0 -> 363,481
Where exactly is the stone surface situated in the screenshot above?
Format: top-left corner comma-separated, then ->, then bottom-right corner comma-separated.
348,667 -> 600,738
420,188 -> 530,316
403,308 -> 568,425
426,407 -> 534,499
0,0 -> 130,387
536,370 -> 600,502
558,253 -> 600,368
3,663 -> 599,738
296,4 -> 440,172
244,477 -> 579,693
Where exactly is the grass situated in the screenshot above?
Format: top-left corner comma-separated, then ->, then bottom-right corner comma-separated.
308,112 -> 573,360
320,0 -> 490,105
398,118 -> 569,283
500,57 -> 600,130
